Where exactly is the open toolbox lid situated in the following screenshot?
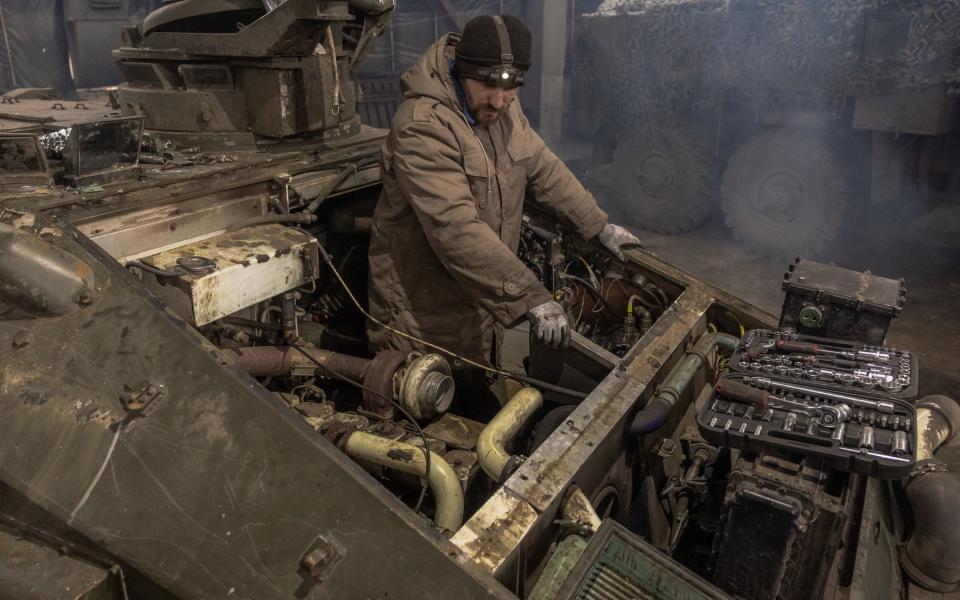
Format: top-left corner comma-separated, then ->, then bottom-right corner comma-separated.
782,258 -> 906,316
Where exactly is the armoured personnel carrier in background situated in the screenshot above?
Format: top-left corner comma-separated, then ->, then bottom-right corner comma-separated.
0,1 -> 958,599
573,0 -> 960,258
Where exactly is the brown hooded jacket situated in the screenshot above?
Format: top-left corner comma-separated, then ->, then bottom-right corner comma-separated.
367,34 -> 608,366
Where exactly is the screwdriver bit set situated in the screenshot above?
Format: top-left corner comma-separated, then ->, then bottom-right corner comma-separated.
698,329 -> 917,478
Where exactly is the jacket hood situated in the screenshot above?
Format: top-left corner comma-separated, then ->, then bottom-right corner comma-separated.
400,33 -> 462,112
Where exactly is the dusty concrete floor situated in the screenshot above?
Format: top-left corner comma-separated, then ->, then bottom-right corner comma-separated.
597,199 -> 960,400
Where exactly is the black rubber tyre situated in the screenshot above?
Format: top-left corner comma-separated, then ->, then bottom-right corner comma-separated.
721,128 -> 848,259
609,122 -> 716,234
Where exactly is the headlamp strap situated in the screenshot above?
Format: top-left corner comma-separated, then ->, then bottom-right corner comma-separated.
492,15 -> 513,66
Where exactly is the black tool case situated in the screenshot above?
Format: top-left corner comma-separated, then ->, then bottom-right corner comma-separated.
779,258 -> 906,345
732,329 -> 917,401
697,374 -> 916,478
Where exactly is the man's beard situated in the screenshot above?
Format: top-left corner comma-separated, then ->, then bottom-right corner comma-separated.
473,105 -> 505,126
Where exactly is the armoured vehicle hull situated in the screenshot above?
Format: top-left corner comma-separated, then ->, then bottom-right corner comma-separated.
0,2 -> 958,599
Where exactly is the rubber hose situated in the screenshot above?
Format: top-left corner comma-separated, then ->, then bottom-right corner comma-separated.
902,466 -> 960,591
304,158 -> 379,215
530,405 -> 577,452
628,332 -> 739,436
628,397 -> 672,436
349,0 -> 394,14
902,395 -> 960,591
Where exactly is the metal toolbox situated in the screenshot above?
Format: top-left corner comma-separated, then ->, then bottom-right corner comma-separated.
731,329 -> 917,401
779,258 -> 906,345
697,374 -> 916,478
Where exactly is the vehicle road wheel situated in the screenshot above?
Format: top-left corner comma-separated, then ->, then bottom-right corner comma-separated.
721,128 -> 847,258
609,122 -> 716,234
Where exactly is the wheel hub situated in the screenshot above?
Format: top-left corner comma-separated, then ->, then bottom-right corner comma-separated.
635,151 -> 676,204
756,171 -> 805,225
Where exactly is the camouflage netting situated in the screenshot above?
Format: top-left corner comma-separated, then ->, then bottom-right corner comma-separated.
573,0 -> 960,119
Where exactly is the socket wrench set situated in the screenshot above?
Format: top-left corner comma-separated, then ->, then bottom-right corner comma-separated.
698,330 -> 917,478
732,329 -> 916,400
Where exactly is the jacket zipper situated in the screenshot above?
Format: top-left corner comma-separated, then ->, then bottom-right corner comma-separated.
455,108 -> 493,199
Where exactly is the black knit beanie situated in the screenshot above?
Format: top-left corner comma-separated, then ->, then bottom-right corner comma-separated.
455,15 -> 532,71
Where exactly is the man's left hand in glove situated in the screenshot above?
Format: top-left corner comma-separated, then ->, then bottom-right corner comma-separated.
597,223 -> 642,260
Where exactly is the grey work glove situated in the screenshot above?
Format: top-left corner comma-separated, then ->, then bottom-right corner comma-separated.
526,300 -> 571,350
597,223 -> 642,260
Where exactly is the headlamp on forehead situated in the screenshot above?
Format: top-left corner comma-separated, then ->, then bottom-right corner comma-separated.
457,61 -> 525,87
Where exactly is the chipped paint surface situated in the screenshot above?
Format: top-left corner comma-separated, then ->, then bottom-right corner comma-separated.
450,487 -> 540,575
511,288 -> 715,511
147,223 -> 318,326
456,287 -> 720,578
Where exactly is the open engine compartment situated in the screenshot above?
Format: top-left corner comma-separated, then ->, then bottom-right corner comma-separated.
2,127 -> 958,598
0,1 -> 958,597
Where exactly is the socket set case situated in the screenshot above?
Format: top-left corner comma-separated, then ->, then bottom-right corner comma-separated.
731,329 -> 917,401
697,374 -> 916,479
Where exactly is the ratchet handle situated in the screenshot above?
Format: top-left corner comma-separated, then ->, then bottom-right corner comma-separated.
715,379 -> 769,409
775,340 -> 819,354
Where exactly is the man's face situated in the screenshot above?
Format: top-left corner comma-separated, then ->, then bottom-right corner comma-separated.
460,77 -> 519,127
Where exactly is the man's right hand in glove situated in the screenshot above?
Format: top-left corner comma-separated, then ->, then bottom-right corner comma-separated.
527,300 -> 571,350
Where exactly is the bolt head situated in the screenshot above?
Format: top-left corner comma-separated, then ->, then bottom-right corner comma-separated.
300,547 -> 331,578
12,330 -> 32,349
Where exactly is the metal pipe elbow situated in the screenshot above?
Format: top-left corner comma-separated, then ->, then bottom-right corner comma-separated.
901,395 -> 960,591
343,431 -> 464,533
902,462 -> 960,591
916,395 -> 960,460
477,387 -> 544,483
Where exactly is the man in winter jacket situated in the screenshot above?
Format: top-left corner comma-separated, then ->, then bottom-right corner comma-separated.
367,14 -> 639,370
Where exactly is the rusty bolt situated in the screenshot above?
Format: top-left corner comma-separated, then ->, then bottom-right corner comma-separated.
76,290 -> 93,306
300,546 -> 331,577
297,537 -> 344,582
657,438 -> 675,457
12,330 -> 32,349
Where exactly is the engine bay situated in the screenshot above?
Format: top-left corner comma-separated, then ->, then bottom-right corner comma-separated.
0,0 -> 957,597
25,162 -> 940,598
0,135 -> 957,598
